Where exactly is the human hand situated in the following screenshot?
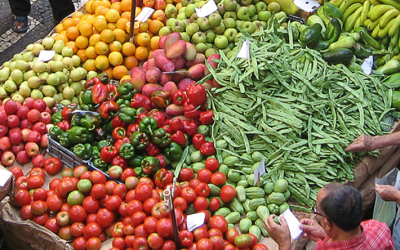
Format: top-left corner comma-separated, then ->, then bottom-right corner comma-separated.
376,184 -> 400,203
345,134 -> 374,152
264,215 -> 291,250
299,218 -> 326,242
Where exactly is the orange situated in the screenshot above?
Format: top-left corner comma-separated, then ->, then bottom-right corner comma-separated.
120,0 -> 132,12
136,32 -> 150,46
93,16 -> 108,32
55,33 -> 69,44
109,41 -> 122,52
122,42 -> 136,56
66,26 -> 80,41
121,11 -> 131,20
76,49 -> 88,63
101,0 -> 111,8
75,35 -> 89,49
78,21 -> 93,37
100,29 -> 115,43
82,14 -> 95,23
138,22 -> 148,33
108,51 -> 123,66
72,11 -> 84,19
135,46 -> 148,60
84,58 -> 97,71
112,65 -> 128,79
95,41 -> 109,55
90,1 -> 102,13
85,0 -> 94,13
148,20 -> 164,34
94,55 -> 110,71
150,36 -> 160,50
102,67 -> 114,79
66,41 -> 78,54
113,28 -> 127,43
105,9 -> 120,23
111,2 -> 122,14
62,18 -> 75,30
95,5 -> 109,16
107,22 -> 117,30
85,46 -> 98,59
89,33 -> 101,46
72,17 -> 81,26
55,23 -> 64,33
124,55 -> 138,69
117,18 -> 129,30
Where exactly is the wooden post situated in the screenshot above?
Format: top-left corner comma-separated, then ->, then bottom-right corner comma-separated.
129,0 -> 138,42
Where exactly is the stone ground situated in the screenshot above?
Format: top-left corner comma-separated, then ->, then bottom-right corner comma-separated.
0,0 -> 81,66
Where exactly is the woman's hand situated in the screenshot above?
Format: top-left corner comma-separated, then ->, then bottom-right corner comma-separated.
264,215 -> 291,250
345,134 -> 374,152
299,218 -> 327,242
376,184 -> 400,203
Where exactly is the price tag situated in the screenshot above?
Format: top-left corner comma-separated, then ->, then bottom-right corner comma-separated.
135,7 -> 155,22
293,0 -> 320,12
361,55 -> 374,75
253,158 -> 266,186
0,168 -> 12,188
195,0 -> 218,18
186,213 -> 206,232
81,0 -> 89,5
237,40 -> 250,59
37,50 -> 55,62
280,209 -> 303,240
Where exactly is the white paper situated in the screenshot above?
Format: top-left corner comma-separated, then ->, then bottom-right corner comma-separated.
37,50 -> 55,62
135,7 -> 155,22
253,158 -> 266,186
0,168 -> 12,188
361,55 -> 374,75
280,209 -> 303,240
186,213 -> 206,232
237,40 -> 250,59
195,0 -> 218,18
81,0 -> 89,6
293,0 -> 320,12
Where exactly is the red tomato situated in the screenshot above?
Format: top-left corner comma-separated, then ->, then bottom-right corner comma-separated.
49,178 -> 62,191
197,210 -> 210,223
132,211 -> 147,227
96,208 -> 115,228
143,197 -> 158,215
73,165 -> 88,178
113,183 -> 128,199
44,156 -> 63,175
197,169 -> 212,183
70,205 -> 87,222
152,189 -> 162,201
16,175 -> 28,190
86,237 -> 102,250
20,204 -> 33,220
57,178 -> 76,198
197,238 -> 213,250
33,188 -> 48,201
44,217 -> 60,234
33,213 -> 48,225
73,237 -> 87,250
189,179 -> 200,189
91,183 -> 107,200
208,228 -> 223,238
162,240 -> 177,250
181,186 -> 196,203
193,227 -> 208,242
84,222 -> 102,239
220,185 -> 236,203
125,235 -> 135,247
121,168 -> 136,182
125,189 -> 136,202
9,166 -> 23,179
60,203 -> 72,212
210,172 -> 227,186
59,225 -> 74,240
90,170 -> 107,184
223,244 -> 237,250
126,199 -> 143,216
105,195 -> 123,211
138,177 -> 155,187
133,236 -> 149,250
105,180 -> 117,195
112,221 -> 125,238
82,196 -> 100,214
113,237 -> 126,249
226,228 -> 239,244
31,200 -> 48,215
151,201 -> 169,219
193,196 -> 209,211
168,208 -> 184,226
135,183 -> 153,202
86,213 -> 98,224
205,158 -> 220,172
179,230 -> 194,248
14,189 -> 32,206
29,167 -> 45,179
252,244 -> 269,250
156,218 -> 173,238
179,168 -> 194,182
248,234 -> 258,248
80,171 -> 91,180
148,232 -> 164,249
144,216 -> 158,234
210,236 -> 225,250
27,175 -> 44,189
173,197 -> 188,211
209,215 -> 228,233
164,183 -> 181,197
209,197 -> 222,212
70,222 -> 85,237
194,182 -> 211,197
134,224 -> 149,238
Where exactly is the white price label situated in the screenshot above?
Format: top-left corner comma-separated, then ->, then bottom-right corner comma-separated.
37,50 -> 55,62
0,168 -> 12,188
195,0 -> 218,17
361,55 -> 374,75
135,7 -> 155,22
253,158 -> 266,186
186,213 -> 206,232
237,40 -> 250,59
280,209 -> 303,240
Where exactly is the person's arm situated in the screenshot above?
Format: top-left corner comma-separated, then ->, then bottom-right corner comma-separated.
345,132 -> 400,152
376,184 -> 400,203
263,215 -> 291,250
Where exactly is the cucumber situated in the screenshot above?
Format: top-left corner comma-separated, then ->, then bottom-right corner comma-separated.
322,48 -> 354,65
214,207 -> 231,217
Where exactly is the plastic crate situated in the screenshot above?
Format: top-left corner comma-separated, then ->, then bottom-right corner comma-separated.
46,134 -> 89,168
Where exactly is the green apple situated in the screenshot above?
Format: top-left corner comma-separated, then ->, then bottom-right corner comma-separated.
183,19 -> 191,26
240,0 -> 252,6
185,3 -> 197,17
223,0 -> 237,11
268,2 -> 281,13
205,30 -> 216,43
196,17 -> 211,31
213,22 -> 226,35
195,43 -> 208,53
223,28 -> 238,42
172,20 -> 186,32
258,10 -> 272,21
166,18 -> 177,27
181,0 -> 193,7
248,4 -> 256,17
253,21 -> 264,31
179,7 -> 186,14
208,13 -> 222,28
221,47 -> 231,55
236,20 -> 245,29
255,1 -> 267,12
241,21 -> 256,34
189,13 -> 198,23
234,32 -> 243,43
165,4 -> 178,18
205,43 -> 213,49
180,32 -> 191,42
186,23 -> 200,36
159,26 -> 173,36
176,12 -> 187,20
224,11 -> 237,20
214,35 -> 229,49
237,6 -> 250,21
223,17 -> 237,28
191,31 -> 207,44
205,48 -> 217,58
217,2 -> 226,16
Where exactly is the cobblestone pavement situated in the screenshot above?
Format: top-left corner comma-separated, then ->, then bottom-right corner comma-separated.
0,0 -> 81,65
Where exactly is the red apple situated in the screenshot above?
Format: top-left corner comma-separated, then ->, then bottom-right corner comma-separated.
23,97 -> 35,109
27,109 -> 41,123
33,100 -> 47,112
0,137 -> 11,151
39,112 -> 52,125
21,128 -> 32,142
12,143 -> 25,155
32,122 -> 47,135
16,105 -> 30,120
1,150 -> 15,166
45,107 -> 51,114
7,114 -> 20,128
9,127 -> 22,145
40,134 -> 49,148
25,142 -> 39,157
0,124 -> 8,137
0,110 -> 7,125
32,154 -> 45,168
17,151 -> 30,165
20,119 -> 33,129
27,130 -> 41,143
4,100 -> 18,115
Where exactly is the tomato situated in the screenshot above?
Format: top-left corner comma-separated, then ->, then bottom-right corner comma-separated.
179,168 -> 194,182
80,171 -> 91,180
44,217 -> 60,234
91,183 -> 107,200
194,182 -> 211,197
118,202 -> 129,217
113,237 -> 126,249
9,166 -> 23,179
125,190 -> 136,202
223,244 -> 237,250
86,213 -> 98,224
208,228 -> 223,238
73,165 -> 88,178
252,244 -> 269,250
13,189 -> 32,206
121,167 -> 136,183
90,170 -> 107,184
209,197 -> 222,212
31,200 -> 48,215
83,196 -> 100,214
220,185 -> 236,203
29,167 -> 45,179
138,177 -> 155,188
71,222 -> 85,237
209,215 -> 228,233
193,226 -> 208,242
62,168 -> 74,178
96,208 -> 115,228
123,223 -> 135,236
248,234 -> 258,248
113,183 -> 128,199
104,180 -> 117,195
234,234 -> 253,249
27,175 -> 44,189
16,175 -> 28,190
156,218 -> 173,238
20,204 -> 33,220
59,225 -> 74,240
132,211 -> 147,226
188,243 -> 198,250
196,210 -> 210,223
143,197 -> 158,215
197,169 -> 212,183
181,186 -> 196,203
226,228 -> 239,244
179,229 -> 194,248
164,183 -> 181,197
197,238 -> 213,250
73,237 -> 87,250
151,201 -> 169,219
193,196 -> 209,211
148,232 -> 164,249
152,188 -> 162,201
133,236 -> 149,250
49,178 -> 62,191
33,188 -> 48,201
135,183 -> 153,202
44,156 -> 63,175
86,237 -> 102,250
189,179 -> 200,189
144,216 -> 158,234
162,240 -> 177,250
134,224 -> 149,238
210,236 -> 225,250
126,199 -> 143,216
167,208 -> 184,226
173,197 -> 188,211
70,205 -> 87,222
33,213 -> 48,225
125,235 -> 135,247
105,195 -> 123,211
205,158 -> 220,172
57,178 -> 76,198
60,203 -> 72,212
210,172 -> 227,186
112,221 -> 125,238
84,222 -> 102,239
105,222 -> 117,238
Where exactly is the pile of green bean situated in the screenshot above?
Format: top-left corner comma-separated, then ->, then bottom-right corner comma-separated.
206,21 -> 393,206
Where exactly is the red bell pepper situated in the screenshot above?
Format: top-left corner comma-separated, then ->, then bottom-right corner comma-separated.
126,123 -> 139,137
183,101 -> 201,118
183,120 -> 197,136
186,84 -> 207,106
99,100 -> 119,119
162,125 -> 172,134
100,146 -> 119,163
136,113 -> 148,125
155,154 -> 168,168
61,103 -> 78,121
172,90 -> 186,105
149,109 -> 166,128
131,93 -> 152,110
57,121 -> 71,131
192,134 -> 206,150
145,142 -> 160,156
112,114 -> 127,128
84,76 -> 101,90
92,82 -> 109,104
107,84 -> 119,101
200,142 -> 216,156
111,155 -> 128,169
114,137 -> 131,151
154,168 -> 173,189
168,117 -> 183,133
199,111 -> 214,125
171,131 -> 187,147
112,127 -> 126,140
151,90 -> 171,108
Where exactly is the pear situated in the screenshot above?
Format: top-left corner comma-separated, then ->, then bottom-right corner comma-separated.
27,76 -> 42,89
11,93 -> 24,103
4,80 -> 17,93
24,70 -> 37,81
50,61 -> 65,72
62,46 -> 74,57
46,73 -> 60,86
70,82 -> 83,95
13,54 -> 23,61
11,69 -> 24,85
62,57 -> 74,70
60,99 -> 71,106
0,68 -> 10,83
70,68 -> 85,81
25,44 -> 34,51
31,43 -> 45,56
0,87 -> 7,99
43,97 -> 56,107
71,96 -> 79,104
9,62 -> 16,71
55,71 -> 68,83
52,40 -> 65,54
31,89 -> 43,99
38,72 -> 49,83
57,82 -> 69,92
15,60 -> 31,71
22,51 -> 34,62
53,53 -> 63,61
63,86 -> 75,100
86,71 -> 98,80
19,82 -> 32,97
33,61 -> 48,73
2,61 -> 11,68
53,93 -> 62,102
42,37 -> 55,50
41,85 -> 57,97
71,55 -> 81,67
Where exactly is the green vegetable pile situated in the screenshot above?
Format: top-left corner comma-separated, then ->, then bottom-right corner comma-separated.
206,19 -> 393,207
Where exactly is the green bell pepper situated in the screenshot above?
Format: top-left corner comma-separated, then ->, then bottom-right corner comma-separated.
80,113 -> 100,131
92,146 -> 100,158
68,126 -> 89,144
139,117 -> 158,135
151,128 -> 172,148
52,111 -> 62,125
119,143 -> 136,160
93,158 -> 109,171
73,143 -> 93,160
118,107 -> 136,124
117,82 -> 136,100
97,139 -> 112,149
58,132 -> 72,148
49,126 -> 63,140
164,142 -> 183,162
116,99 -> 131,108
78,104 -> 94,111
130,131 -> 150,151
129,155 -> 145,168
134,166 -> 143,177
81,90 -> 94,105
71,113 -> 83,127
141,156 -> 160,175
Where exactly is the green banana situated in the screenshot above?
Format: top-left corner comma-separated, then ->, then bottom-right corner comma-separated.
339,0 -> 364,13
359,0 -> 371,25
388,14 -> 400,36
344,6 -> 363,32
379,8 -> 400,28
360,30 -> 382,49
343,3 -> 363,23
379,0 -> 400,10
367,17 -> 381,31
371,23 -> 381,37
368,4 -> 395,21
378,17 -> 396,38
390,28 -> 400,49
364,18 -> 372,26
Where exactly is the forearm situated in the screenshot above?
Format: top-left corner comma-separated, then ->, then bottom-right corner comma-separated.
279,243 -> 291,250
370,132 -> 400,150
